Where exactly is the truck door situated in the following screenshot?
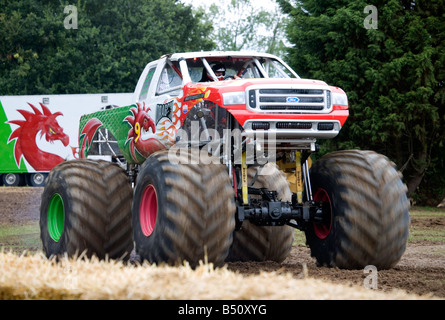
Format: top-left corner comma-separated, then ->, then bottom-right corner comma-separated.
138,58 -> 184,150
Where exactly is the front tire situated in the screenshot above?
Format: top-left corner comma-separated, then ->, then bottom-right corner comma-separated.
305,150 -> 410,269
132,150 -> 236,267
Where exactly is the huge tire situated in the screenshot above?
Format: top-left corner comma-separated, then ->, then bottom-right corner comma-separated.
132,150 -> 236,267
226,163 -> 294,262
305,150 -> 410,269
40,160 -> 133,260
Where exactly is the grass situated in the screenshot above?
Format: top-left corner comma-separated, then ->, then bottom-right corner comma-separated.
408,206 -> 445,244
409,229 -> 445,243
293,229 -> 306,246
0,221 -> 41,254
409,206 -> 445,216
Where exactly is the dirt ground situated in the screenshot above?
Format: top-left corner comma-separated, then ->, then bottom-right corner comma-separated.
1,187 -> 444,299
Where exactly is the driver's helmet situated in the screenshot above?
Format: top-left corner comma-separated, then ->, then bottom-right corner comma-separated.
209,62 -> 226,81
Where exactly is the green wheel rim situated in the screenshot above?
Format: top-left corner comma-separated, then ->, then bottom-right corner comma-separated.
47,193 -> 65,242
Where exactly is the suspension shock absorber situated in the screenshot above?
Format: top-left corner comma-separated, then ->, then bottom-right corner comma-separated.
303,158 -> 313,202
295,151 -> 304,203
241,151 -> 248,205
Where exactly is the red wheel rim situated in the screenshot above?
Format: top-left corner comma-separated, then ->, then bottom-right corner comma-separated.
313,188 -> 332,239
140,185 -> 157,237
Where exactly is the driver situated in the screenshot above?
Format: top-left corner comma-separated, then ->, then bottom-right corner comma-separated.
200,62 -> 236,82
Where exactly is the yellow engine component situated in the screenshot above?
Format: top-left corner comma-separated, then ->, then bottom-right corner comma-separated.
278,153 -> 312,203
295,151 -> 303,203
285,171 -> 297,194
242,152 -> 248,205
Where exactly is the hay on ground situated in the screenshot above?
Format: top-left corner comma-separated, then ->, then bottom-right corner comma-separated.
0,252 -> 435,300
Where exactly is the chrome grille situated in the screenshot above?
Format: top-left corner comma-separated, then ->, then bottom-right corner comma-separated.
248,88 -> 331,113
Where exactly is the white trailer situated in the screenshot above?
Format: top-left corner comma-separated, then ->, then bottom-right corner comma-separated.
0,93 -> 132,186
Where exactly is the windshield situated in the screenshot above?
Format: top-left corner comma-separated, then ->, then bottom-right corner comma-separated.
182,56 -> 298,83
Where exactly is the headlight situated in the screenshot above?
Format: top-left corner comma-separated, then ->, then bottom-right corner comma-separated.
222,92 -> 246,105
331,92 -> 348,107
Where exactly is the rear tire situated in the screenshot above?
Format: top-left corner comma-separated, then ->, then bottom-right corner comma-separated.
305,150 -> 410,269
132,150 -> 236,267
40,160 -> 133,260
226,163 -> 294,262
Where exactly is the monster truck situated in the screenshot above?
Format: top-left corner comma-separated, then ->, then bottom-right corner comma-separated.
40,51 -> 410,269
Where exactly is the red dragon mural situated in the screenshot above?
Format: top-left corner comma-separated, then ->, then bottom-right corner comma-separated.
7,103 -> 70,171
124,102 -> 165,162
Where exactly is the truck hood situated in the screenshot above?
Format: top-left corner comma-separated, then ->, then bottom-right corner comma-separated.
184,78 -> 332,95
180,77 -> 348,130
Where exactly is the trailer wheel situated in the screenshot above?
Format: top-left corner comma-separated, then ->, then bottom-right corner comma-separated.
3,173 -> 24,186
305,150 -> 410,269
27,173 -> 48,187
40,160 -> 133,260
226,163 -> 294,262
132,150 -> 235,267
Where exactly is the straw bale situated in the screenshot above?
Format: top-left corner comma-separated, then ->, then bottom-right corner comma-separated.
0,252 -> 435,300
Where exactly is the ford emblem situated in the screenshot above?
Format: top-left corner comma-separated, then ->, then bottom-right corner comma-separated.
287,97 -> 300,103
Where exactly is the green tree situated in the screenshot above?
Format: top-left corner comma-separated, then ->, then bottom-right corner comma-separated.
0,0 -> 215,95
279,0 -> 444,204
195,0 -> 289,56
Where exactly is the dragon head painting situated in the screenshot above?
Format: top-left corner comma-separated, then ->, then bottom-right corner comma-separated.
7,102 -> 70,171
124,102 -> 164,162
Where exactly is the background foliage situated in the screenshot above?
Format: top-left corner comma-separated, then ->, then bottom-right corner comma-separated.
203,0 -> 289,57
0,0 -> 214,94
278,0 -> 444,205
0,0 -> 443,204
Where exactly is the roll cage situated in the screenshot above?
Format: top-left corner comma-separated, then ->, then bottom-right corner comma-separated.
162,53 -> 300,86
